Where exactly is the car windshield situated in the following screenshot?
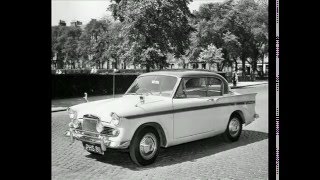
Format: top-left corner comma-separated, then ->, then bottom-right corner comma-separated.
125,75 -> 178,97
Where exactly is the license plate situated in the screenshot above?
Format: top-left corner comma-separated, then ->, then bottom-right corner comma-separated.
84,143 -> 104,155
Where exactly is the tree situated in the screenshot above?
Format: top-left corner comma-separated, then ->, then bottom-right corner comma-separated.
62,27 -> 82,69
226,0 -> 268,78
105,21 -> 128,69
191,0 -> 235,70
192,0 -> 268,78
198,44 -> 224,71
108,0 -> 195,72
52,26 -> 76,69
222,31 -> 241,71
77,19 -> 112,69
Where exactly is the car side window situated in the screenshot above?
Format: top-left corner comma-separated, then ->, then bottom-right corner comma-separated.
175,80 -> 186,98
183,77 -> 207,98
207,77 -> 223,96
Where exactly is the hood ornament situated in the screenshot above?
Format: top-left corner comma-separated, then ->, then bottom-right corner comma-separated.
135,95 -> 145,107
140,95 -> 145,104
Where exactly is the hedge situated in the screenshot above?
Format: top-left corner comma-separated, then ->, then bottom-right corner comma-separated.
52,74 -> 138,99
52,70 -> 266,99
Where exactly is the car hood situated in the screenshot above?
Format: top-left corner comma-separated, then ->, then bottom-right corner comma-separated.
70,95 -> 172,122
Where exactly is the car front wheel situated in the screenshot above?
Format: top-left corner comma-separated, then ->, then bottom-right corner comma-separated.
223,114 -> 243,142
129,127 -> 160,166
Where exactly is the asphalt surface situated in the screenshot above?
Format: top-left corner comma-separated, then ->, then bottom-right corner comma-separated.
52,84 -> 268,179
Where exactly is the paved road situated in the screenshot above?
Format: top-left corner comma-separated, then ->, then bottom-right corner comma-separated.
52,84 -> 268,180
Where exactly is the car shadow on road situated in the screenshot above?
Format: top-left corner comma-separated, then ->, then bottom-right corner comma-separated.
85,130 -> 268,171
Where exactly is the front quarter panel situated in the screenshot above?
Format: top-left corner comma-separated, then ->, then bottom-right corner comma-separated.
114,97 -> 174,147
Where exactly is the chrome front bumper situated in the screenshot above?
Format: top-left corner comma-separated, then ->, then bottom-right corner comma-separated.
67,128 -> 130,150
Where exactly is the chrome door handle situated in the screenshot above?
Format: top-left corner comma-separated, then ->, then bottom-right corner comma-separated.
207,98 -> 218,102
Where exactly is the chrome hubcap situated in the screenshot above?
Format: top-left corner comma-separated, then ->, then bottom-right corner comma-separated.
229,118 -> 241,137
139,133 -> 157,160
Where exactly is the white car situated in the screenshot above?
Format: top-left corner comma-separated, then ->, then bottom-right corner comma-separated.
67,71 -> 259,166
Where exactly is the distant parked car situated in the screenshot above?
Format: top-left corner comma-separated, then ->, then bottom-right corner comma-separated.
67,70 -> 259,166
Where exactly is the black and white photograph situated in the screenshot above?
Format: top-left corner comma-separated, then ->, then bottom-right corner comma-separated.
51,0 -> 271,179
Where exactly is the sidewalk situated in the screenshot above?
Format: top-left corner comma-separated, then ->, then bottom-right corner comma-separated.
229,81 -> 268,89
52,81 -> 267,112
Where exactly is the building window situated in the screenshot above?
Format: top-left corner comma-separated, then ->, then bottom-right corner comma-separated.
192,64 -> 196,69
246,67 -> 251,75
202,63 -> 206,69
265,65 -> 269,75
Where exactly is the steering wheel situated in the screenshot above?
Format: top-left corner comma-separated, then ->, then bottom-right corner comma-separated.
138,88 -> 153,95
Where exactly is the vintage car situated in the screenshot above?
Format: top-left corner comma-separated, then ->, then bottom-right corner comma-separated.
67,71 -> 259,166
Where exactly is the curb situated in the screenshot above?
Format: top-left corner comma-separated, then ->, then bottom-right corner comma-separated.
230,82 -> 268,89
52,108 -> 68,113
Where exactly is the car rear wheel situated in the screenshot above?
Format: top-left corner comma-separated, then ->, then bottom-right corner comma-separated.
223,114 -> 242,142
129,127 -> 160,166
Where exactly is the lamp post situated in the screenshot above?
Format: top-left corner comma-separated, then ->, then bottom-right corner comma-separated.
113,68 -> 117,98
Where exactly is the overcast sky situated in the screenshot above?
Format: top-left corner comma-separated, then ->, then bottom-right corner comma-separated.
52,0 -> 225,26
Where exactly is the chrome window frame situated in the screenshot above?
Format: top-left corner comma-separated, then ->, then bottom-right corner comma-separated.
173,76 -> 225,99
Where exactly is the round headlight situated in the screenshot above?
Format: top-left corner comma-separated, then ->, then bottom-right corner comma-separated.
72,118 -> 80,129
111,129 -> 119,136
96,121 -> 104,133
110,112 -> 120,126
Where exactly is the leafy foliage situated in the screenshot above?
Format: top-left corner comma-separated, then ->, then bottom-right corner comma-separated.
198,44 -> 224,70
108,0 -> 195,71
51,0 -> 268,78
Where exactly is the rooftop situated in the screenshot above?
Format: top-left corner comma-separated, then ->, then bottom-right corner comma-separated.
140,70 -> 223,78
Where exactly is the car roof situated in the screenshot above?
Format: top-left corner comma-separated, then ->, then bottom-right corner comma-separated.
139,70 -> 230,93
139,70 -> 224,78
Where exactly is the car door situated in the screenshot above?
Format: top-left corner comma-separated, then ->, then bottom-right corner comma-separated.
206,76 -> 228,132
172,77 -> 224,139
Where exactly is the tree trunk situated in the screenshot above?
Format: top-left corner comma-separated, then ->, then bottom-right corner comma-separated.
241,55 -> 246,78
252,58 -> 258,81
234,59 -> 238,71
114,59 -> 118,69
146,64 -> 150,72
220,63 -> 225,71
261,55 -> 265,77
159,64 -> 163,70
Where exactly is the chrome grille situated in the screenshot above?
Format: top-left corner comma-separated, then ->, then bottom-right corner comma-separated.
82,114 -> 99,133
81,114 -> 116,136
